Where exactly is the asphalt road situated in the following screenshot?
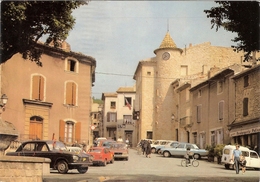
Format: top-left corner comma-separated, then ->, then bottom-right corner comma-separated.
43,148 -> 260,182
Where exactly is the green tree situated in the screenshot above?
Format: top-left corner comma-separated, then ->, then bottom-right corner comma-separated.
1,1 -> 88,66
204,1 -> 259,63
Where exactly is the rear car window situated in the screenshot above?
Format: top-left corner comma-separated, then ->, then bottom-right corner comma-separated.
223,149 -> 230,155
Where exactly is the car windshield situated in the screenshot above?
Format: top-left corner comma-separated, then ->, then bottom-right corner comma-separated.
89,149 -> 101,153
112,143 -> 127,149
47,141 -> 67,151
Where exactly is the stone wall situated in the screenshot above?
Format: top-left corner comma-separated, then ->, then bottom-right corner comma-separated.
0,156 -> 50,182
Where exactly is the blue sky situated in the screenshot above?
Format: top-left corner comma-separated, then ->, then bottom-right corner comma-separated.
66,1 -> 237,99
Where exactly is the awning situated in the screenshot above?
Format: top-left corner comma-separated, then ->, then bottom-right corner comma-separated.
229,122 -> 260,137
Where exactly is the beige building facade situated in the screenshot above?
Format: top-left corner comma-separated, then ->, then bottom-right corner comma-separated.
101,86 -> 137,146
133,31 -> 251,142
1,42 -> 96,146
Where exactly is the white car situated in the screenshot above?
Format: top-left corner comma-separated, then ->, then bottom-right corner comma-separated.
67,146 -> 85,154
221,145 -> 260,170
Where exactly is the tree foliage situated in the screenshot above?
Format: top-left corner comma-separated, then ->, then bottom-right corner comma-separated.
1,1 -> 88,66
204,1 -> 259,62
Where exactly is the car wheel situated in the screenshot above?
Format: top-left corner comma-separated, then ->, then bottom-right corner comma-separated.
77,167 -> 88,174
151,148 -> 156,153
163,151 -> 171,157
193,153 -> 200,159
57,160 -> 69,174
110,158 -> 114,164
157,149 -> 161,154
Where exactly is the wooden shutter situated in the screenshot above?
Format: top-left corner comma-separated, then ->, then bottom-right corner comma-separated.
197,105 -> 201,123
219,101 -> 224,120
59,120 -> 65,142
39,76 -> 44,101
66,82 -> 72,105
72,82 -> 76,105
32,76 -> 40,100
75,122 -> 81,142
107,112 -> 110,122
243,98 -> 248,116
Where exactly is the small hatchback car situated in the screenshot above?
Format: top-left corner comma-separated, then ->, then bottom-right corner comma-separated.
6,140 -> 93,174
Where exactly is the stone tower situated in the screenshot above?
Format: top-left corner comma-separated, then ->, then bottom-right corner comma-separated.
153,32 -> 182,139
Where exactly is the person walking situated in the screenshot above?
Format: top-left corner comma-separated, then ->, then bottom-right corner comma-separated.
145,140 -> 152,158
240,155 -> 247,174
231,145 -> 242,174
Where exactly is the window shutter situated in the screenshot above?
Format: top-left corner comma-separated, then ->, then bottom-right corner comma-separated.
39,76 -> 44,101
59,120 -> 65,142
32,76 -> 40,100
75,122 -> 81,142
243,98 -> 249,116
66,82 -> 72,105
72,82 -> 76,105
197,105 -> 201,123
107,113 -> 110,122
219,101 -> 224,120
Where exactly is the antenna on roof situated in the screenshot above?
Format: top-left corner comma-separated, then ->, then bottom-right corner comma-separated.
167,18 -> 169,32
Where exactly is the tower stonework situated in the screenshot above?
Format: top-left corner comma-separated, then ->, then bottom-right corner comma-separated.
153,32 -> 183,139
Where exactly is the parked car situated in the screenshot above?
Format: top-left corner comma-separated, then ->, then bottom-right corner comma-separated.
221,145 -> 260,170
156,141 -> 179,154
67,146 -> 85,154
151,140 -> 170,153
98,139 -> 117,149
6,140 -> 93,174
160,142 -> 208,159
110,142 -> 129,161
87,147 -> 114,166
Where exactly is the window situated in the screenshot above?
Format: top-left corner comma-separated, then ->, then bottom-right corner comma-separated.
211,131 -> 215,146
32,75 -> 45,101
65,121 -> 74,143
147,71 -> 151,76
244,75 -> 249,87
110,101 -> 116,109
193,132 -> 197,145
217,80 -> 224,93
197,105 -> 202,123
125,97 -> 132,106
198,90 -> 202,97
66,82 -> 77,105
250,152 -> 258,158
243,98 -> 249,116
67,59 -> 77,72
123,115 -> 132,124
219,101 -> 224,121
107,112 -> 117,122
146,131 -> 153,139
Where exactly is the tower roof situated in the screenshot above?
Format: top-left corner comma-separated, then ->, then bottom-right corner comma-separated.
154,31 -> 182,54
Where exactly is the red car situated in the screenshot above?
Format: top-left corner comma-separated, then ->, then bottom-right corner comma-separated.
87,147 -> 114,166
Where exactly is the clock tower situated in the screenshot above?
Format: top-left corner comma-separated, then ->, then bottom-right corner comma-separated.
153,31 -> 182,139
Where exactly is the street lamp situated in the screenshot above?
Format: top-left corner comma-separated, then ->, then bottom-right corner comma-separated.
0,94 -> 8,107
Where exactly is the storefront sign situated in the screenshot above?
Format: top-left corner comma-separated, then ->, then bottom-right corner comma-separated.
230,126 -> 260,137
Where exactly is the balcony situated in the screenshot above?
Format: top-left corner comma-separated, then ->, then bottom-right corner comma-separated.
180,116 -> 192,127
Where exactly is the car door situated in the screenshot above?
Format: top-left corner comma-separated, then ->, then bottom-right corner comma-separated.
248,151 -> 260,168
171,143 -> 185,156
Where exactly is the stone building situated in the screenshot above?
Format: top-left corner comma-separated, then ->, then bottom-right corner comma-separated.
189,65 -> 244,148
133,31 -> 246,141
101,86 -> 137,146
1,41 -> 96,145
229,64 -> 260,151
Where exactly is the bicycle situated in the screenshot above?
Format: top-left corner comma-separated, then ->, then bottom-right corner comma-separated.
181,156 -> 199,167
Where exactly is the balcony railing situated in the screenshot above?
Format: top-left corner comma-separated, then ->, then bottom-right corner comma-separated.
180,116 -> 192,127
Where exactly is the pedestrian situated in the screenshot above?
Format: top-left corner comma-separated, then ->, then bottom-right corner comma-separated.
125,138 -> 130,148
231,145 -> 242,174
145,140 -> 152,158
240,155 -> 247,174
117,136 -> 123,142
72,140 -> 80,147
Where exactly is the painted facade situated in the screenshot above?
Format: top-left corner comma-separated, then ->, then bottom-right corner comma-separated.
1,42 -> 96,146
